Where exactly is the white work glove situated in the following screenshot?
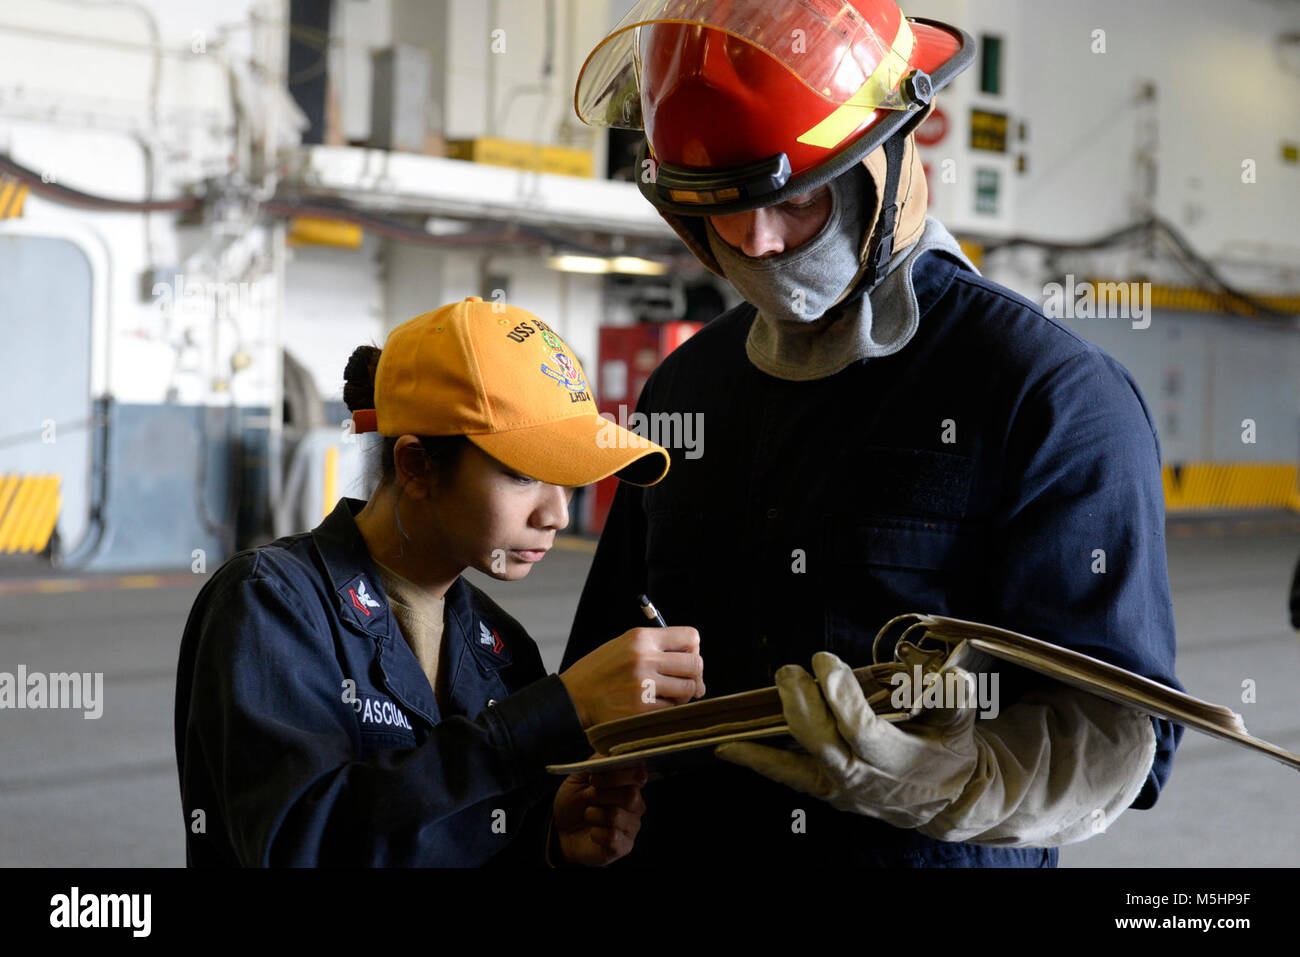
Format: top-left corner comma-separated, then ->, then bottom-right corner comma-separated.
716,651 -> 1156,846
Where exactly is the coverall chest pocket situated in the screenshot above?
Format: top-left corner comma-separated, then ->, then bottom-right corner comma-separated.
822,517 -> 971,664
358,728 -> 418,756
818,443 -> 978,662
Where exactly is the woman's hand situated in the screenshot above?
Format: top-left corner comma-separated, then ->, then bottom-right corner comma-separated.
552,766 -> 648,866
559,626 -> 704,727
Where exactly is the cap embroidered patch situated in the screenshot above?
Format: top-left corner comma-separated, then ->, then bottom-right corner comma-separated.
541,348 -> 588,393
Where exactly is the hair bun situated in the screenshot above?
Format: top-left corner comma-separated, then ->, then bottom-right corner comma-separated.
342,345 -> 381,412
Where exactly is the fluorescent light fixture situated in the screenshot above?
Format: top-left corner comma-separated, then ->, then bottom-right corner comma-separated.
548,254 -> 611,273
546,254 -> 668,276
425,217 -> 472,235
610,256 -> 668,275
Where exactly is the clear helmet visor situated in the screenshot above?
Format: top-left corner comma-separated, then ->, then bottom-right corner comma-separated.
575,0 -> 919,132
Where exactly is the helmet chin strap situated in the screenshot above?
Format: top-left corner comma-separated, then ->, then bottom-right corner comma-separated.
865,131 -> 907,288
832,130 -> 908,311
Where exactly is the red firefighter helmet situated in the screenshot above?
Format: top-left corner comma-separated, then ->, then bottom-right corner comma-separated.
575,0 -> 974,216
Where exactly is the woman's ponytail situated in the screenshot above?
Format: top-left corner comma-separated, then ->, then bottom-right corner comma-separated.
342,345 -> 381,413
341,341 -> 466,500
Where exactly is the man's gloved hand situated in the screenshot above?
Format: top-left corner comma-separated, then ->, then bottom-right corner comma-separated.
715,651 -> 979,829
716,650 -> 1157,846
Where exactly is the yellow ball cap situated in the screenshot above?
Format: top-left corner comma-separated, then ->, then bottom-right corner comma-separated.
371,297 -> 670,486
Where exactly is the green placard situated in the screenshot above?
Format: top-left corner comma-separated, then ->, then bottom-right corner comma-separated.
980,35 -> 1003,95
975,168 -> 1000,216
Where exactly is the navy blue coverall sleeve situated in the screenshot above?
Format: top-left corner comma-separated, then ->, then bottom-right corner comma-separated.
986,349 -> 1183,809
179,557 -> 585,866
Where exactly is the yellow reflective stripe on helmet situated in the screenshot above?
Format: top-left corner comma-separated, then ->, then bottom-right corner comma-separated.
796,17 -> 915,150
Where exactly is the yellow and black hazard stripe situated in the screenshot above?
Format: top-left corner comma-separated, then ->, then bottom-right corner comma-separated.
1087,278 -> 1300,316
1163,462 -> 1300,512
0,473 -> 61,553
0,174 -> 29,219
